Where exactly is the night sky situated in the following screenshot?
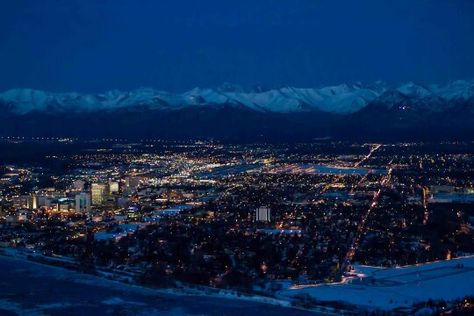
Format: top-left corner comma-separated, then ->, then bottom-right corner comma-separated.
1,0 -> 473,92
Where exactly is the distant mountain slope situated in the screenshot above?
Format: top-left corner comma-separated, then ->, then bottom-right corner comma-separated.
2,80 -> 473,115
1,80 -> 474,141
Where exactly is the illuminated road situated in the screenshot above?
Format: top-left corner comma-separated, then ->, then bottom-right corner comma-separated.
422,186 -> 430,225
419,156 -> 430,225
341,166 -> 393,272
354,143 -> 382,167
318,143 -> 389,273
322,143 -> 382,194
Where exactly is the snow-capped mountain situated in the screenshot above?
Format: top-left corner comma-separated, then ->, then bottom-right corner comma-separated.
1,80 -> 473,115
1,80 -> 474,142
396,82 -> 432,98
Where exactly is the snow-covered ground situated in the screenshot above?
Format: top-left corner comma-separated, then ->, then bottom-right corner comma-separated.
280,256 -> 474,311
0,252 -> 317,316
4,247 -> 472,313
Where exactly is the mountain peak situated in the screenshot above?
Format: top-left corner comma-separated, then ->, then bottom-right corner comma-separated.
397,82 -> 432,98
1,80 -> 473,115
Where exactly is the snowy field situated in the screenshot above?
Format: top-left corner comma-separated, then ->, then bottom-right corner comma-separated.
281,256 -> 474,311
3,249 -> 472,314
0,255 -> 318,316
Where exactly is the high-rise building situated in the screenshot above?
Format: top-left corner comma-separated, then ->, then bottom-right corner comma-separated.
72,180 -> 85,191
109,181 -> 120,194
14,195 -> 29,209
91,183 -> 108,206
28,193 -> 38,209
256,206 -> 271,222
75,192 -> 91,213
38,195 -> 52,207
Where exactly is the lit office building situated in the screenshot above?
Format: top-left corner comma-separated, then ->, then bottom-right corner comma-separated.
91,183 -> 108,206
28,193 -> 38,209
109,181 -> 120,194
75,192 -> 91,213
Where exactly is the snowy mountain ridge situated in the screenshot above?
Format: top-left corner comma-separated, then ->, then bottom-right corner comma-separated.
1,80 -> 473,115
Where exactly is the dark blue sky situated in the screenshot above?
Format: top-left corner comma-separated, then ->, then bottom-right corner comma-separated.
1,0 -> 473,92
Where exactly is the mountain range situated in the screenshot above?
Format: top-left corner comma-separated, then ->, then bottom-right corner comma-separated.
1,80 -> 473,141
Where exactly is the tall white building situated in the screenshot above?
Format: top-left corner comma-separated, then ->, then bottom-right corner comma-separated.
75,192 -> 91,212
256,206 -> 271,222
28,193 -> 38,209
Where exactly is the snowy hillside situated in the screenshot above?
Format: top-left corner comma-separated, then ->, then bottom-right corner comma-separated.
281,256 -> 474,312
0,80 -> 473,114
